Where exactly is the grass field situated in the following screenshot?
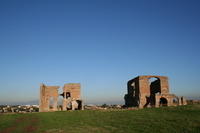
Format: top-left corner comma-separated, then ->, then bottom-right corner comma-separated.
0,105 -> 200,133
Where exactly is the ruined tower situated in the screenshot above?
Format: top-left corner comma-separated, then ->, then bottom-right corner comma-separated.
39,84 -> 59,112
61,83 -> 83,110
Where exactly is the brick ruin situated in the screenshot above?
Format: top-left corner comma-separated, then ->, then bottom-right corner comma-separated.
39,83 -> 83,112
124,75 -> 187,108
39,75 -> 187,112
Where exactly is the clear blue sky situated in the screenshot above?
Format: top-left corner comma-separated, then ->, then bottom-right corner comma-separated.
0,0 -> 200,105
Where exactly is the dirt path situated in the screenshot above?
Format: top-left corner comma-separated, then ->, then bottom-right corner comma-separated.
0,115 -> 39,133
24,116 -> 39,133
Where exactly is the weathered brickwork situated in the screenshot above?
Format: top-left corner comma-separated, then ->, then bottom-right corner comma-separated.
39,83 -> 83,112
124,75 -> 187,108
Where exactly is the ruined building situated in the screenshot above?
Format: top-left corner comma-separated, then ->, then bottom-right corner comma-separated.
39,83 -> 83,112
124,75 -> 187,108
39,84 -> 59,112
61,83 -> 83,111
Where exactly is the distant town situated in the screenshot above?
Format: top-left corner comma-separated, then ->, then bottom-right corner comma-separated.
0,104 -> 124,113
0,105 -> 39,113
0,99 -> 200,113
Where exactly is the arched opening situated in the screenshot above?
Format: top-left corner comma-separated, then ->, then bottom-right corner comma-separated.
173,97 -> 178,104
181,97 -> 184,105
160,97 -> 168,106
149,77 -> 161,106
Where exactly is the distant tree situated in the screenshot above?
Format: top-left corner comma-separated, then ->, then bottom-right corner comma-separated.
101,103 -> 108,108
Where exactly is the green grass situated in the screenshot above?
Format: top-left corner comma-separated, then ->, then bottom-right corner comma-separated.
0,105 -> 200,133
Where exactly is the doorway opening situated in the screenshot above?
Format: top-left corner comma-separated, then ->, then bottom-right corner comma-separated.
49,97 -> 54,110
160,97 -> 168,106
149,77 -> 161,106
